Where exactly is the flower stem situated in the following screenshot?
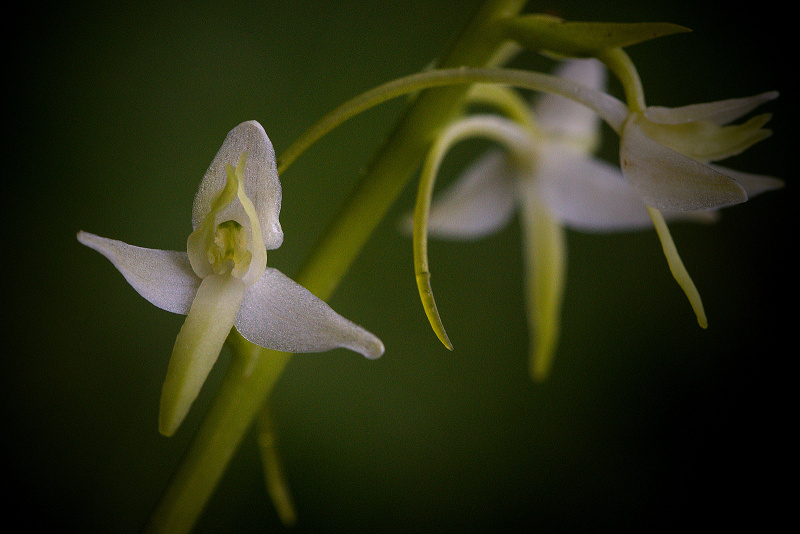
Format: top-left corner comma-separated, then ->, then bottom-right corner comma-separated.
144,332 -> 291,533
279,66 -> 628,179
596,47 -> 646,112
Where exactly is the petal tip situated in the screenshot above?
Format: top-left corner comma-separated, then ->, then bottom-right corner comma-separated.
76,230 -> 95,246
362,335 -> 385,360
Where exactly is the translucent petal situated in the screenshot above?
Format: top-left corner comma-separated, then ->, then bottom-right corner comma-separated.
535,146 -> 715,230
77,231 -> 200,314
236,268 -> 384,359
159,273 -> 246,436
644,91 -> 778,125
422,149 -> 517,239
640,113 -> 773,163
192,121 -> 283,250
533,58 -> 605,149
535,146 -> 652,230
619,115 -> 747,211
708,165 -> 784,199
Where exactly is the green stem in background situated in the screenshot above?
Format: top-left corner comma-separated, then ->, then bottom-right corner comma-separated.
145,332 -> 291,533
144,1 -> 528,532
255,400 -> 297,526
596,47 -> 646,112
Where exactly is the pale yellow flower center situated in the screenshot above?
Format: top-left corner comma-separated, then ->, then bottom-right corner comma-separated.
208,220 -> 252,277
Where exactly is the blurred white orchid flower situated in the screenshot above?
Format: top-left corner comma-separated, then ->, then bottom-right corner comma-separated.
79,121 -> 383,436
616,91 -> 783,326
619,90 -> 782,212
417,59 -> 747,380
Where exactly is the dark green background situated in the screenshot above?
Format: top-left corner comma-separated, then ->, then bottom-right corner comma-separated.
6,1 -> 795,532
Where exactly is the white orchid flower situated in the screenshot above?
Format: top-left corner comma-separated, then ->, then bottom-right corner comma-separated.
616,91 -> 783,326
78,121 -> 384,436
416,59 -> 731,380
619,91 -> 783,212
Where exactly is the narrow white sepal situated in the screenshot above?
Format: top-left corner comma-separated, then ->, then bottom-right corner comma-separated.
77,231 -> 200,314
159,274 -> 245,436
536,145 -> 654,231
236,268 -> 385,359
644,91 -> 779,126
533,58 -> 606,145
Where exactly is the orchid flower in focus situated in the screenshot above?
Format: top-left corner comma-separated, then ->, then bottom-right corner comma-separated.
413,59 -> 737,380
78,121 -> 384,436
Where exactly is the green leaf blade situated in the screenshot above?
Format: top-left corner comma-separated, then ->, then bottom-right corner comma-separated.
503,15 -> 691,57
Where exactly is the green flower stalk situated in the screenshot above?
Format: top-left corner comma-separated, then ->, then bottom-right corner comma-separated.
78,121 -> 383,436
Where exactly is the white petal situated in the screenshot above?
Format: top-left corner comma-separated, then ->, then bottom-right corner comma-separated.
644,91 -> 778,126
235,268 -> 384,359
619,116 -> 747,211
77,231 -> 200,314
534,146 -> 714,231
422,149 -> 518,239
159,274 -> 246,436
707,164 -> 784,199
535,146 -> 653,230
533,58 -> 606,146
192,121 -> 283,250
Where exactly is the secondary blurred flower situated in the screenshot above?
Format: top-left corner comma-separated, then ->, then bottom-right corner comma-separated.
416,59 -> 720,380
617,91 -> 783,325
78,121 -> 384,436
619,91 -> 782,212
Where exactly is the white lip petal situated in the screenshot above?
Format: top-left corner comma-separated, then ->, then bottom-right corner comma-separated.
77,231 -> 200,314
159,273 -> 246,436
235,268 -> 384,360
192,121 -> 284,250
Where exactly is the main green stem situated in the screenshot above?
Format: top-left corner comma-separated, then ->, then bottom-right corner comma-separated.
143,1 -> 527,532
294,0 -> 527,298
